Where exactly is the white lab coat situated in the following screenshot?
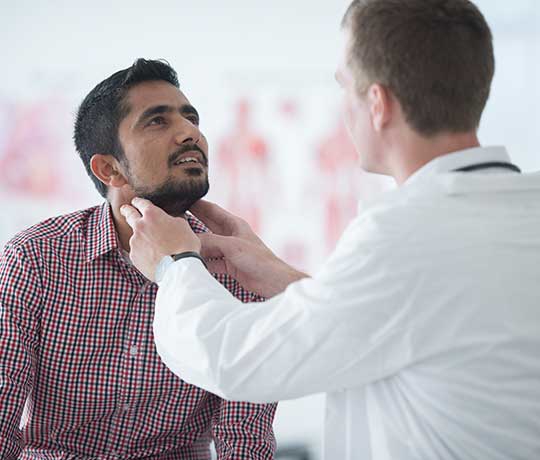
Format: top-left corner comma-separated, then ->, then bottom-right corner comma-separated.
154,146 -> 540,459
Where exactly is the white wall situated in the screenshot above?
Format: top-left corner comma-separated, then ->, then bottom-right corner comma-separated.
1,1 -> 539,458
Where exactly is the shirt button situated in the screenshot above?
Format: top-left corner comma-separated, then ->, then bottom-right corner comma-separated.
129,345 -> 138,357
123,403 -> 130,413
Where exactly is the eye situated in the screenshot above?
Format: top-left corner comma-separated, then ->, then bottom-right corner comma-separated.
147,116 -> 167,126
187,115 -> 200,126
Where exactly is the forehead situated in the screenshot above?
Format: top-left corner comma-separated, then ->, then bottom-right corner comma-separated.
124,80 -> 190,116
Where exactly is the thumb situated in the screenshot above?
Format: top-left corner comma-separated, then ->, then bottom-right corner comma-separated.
198,233 -> 232,259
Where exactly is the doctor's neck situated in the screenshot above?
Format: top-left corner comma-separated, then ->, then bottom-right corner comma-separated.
388,130 -> 481,186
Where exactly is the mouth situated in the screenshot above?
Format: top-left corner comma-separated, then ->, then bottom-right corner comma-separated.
173,157 -> 203,166
171,151 -> 206,168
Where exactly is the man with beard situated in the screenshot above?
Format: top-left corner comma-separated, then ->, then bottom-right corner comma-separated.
0,59 -> 276,459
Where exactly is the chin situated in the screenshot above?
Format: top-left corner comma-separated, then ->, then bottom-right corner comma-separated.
134,176 -> 210,218
183,167 -> 206,177
161,203 -> 192,218
158,194 -> 207,217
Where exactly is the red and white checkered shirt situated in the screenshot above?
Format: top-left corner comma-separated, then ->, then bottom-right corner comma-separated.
0,203 -> 277,460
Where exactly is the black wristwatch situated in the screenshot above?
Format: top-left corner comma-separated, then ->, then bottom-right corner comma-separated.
171,251 -> 208,268
155,252 -> 208,283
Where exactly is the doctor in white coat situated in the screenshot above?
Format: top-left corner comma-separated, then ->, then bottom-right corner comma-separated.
121,0 -> 540,458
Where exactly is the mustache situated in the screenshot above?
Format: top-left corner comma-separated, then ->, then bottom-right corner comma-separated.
168,144 -> 208,167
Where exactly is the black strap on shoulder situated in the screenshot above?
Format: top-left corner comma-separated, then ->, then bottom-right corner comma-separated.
453,162 -> 521,173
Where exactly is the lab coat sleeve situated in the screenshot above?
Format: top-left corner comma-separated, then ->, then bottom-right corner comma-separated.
154,210 -> 421,403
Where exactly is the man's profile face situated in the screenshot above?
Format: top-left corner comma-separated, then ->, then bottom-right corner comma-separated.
117,80 -> 209,216
335,29 -> 380,174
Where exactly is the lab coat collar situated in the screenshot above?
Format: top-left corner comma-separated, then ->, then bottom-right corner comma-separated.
404,146 -> 512,186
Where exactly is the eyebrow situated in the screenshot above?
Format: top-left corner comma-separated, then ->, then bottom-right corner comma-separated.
136,104 -> 200,126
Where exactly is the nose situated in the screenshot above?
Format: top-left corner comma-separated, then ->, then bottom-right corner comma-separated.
174,118 -> 202,145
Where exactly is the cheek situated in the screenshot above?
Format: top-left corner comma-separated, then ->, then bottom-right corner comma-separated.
123,144 -> 166,183
342,94 -> 375,165
343,93 -> 365,141
199,135 -> 209,157
343,95 -> 355,133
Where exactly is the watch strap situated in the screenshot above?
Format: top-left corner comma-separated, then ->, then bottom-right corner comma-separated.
171,251 -> 208,269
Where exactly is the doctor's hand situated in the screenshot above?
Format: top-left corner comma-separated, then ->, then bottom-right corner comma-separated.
120,198 -> 200,281
190,200 -> 308,298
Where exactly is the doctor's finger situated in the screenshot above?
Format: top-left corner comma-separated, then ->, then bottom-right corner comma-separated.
120,205 -> 142,229
190,200 -> 238,236
131,197 -> 159,216
198,233 -> 229,259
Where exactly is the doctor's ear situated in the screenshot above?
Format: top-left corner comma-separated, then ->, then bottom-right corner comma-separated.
367,83 -> 393,132
90,154 -> 128,189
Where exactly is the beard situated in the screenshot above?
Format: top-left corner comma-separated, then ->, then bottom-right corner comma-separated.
130,171 -> 209,217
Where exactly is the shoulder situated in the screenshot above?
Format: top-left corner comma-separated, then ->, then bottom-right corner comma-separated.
350,178 -> 453,237
343,187 -> 419,243
327,182 -> 449,268
4,205 -> 101,253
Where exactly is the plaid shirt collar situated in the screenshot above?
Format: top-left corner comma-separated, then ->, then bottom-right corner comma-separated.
84,202 -> 209,263
85,202 -> 119,263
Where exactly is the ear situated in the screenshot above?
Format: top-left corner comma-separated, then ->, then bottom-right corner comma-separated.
367,83 -> 393,132
90,154 -> 128,189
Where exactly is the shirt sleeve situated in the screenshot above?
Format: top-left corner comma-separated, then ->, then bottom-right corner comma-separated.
154,209 -> 421,403
212,400 -> 277,459
0,244 -> 42,458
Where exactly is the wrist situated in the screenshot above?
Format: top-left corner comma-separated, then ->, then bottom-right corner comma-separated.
155,252 -> 207,284
263,257 -> 308,297
280,261 -> 308,286
171,251 -> 208,269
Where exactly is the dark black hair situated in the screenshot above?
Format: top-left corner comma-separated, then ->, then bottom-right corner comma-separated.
74,58 -> 180,198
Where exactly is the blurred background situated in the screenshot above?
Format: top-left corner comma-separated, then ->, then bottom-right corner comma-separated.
1,1 -> 539,458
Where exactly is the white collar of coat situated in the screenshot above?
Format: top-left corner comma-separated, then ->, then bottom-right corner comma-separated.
404,145 -> 511,186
